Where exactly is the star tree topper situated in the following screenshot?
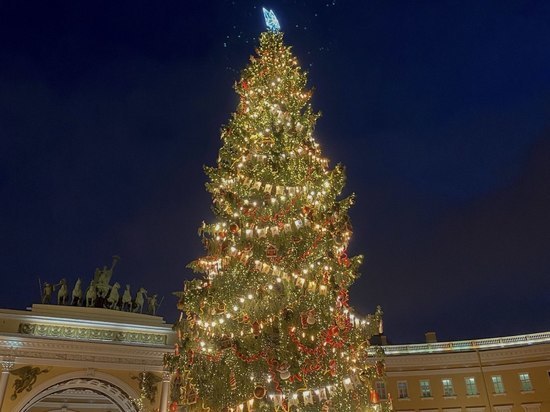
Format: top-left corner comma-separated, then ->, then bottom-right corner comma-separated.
262,7 -> 280,32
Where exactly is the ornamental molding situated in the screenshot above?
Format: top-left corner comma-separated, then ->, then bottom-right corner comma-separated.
18,322 -> 167,345
384,332 -> 550,355
0,335 -> 170,371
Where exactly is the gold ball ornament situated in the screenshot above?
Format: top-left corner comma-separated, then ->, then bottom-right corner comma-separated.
254,385 -> 267,399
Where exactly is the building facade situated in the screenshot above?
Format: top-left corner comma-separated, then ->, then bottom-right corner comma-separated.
383,332 -> 550,412
0,303 -> 547,412
0,304 -> 174,412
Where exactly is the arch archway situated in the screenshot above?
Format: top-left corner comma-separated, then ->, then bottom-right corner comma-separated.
14,371 -> 139,412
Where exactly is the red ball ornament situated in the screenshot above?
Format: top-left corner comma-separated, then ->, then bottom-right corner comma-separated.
170,401 -> 178,412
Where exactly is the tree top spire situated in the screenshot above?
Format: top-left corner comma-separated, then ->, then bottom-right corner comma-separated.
262,7 -> 280,32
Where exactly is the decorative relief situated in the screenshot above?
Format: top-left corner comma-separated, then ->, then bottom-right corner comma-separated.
18,322 -> 166,345
10,365 -> 50,400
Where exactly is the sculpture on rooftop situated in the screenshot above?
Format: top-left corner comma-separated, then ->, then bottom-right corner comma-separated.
85,280 -> 96,307
37,256 -> 162,315
147,294 -> 162,316
106,282 -> 121,310
94,255 -> 119,299
134,287 -> 147,314
56,278 -> 68,305
40,282 -> 53,304
71,278 -> 82,306
122,284 -> 132,311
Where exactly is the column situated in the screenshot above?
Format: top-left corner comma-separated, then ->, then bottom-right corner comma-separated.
159,370 -> 171,412
0,356 -> 15,408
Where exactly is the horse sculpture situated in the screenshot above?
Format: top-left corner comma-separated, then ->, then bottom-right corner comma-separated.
134,287 -> 147,313
106,282 -> 121,310
71,278 -> 82,306
85,280 -> 97,307
122,284 -> 132,311
57,279 -> 68,305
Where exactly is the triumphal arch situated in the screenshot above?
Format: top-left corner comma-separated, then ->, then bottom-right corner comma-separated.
0,303 -> 174,411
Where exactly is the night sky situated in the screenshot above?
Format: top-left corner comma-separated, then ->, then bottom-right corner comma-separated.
1,1 -> 549,344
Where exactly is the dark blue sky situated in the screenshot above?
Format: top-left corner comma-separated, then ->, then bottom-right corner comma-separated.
1,1 -> 548,343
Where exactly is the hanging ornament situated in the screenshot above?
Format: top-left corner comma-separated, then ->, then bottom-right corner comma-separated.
185,383 -> 198,405
288,395 -> 299,408
301,205 -> 313,219
277,362 -> 291,380
170,401 -> 178,412
265,243 -> 278,259
306,310 -> 316,325
217,335 -> 233,350
215,302 -> 226,315
242,80 -> 249,90
300,311 -> 310,328
303,390 -> 314,405
370,388 -> 380,404
338,251 -> 350,267
229,371 -> 237,391
328,359 -> 337,377
254,384 -> 267,399
335,313 -> 348,330
229,222 -> 240,234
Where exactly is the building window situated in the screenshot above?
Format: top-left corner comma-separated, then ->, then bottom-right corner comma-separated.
442,378 -> 455,396
519,373 -> 533,391
420,379 -> 432,397
491,375 -> 505,394
465,377 -> 478,395
397,381 -> 408,399
375,381 -> 387,400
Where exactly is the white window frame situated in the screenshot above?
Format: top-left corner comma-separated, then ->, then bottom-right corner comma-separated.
419,379 -> 432,398
442,378 -> 455,397
491,375 -> 505,394
375,381 -> 387,400
518,372 -> 533,391
397,380 -> 409,399
465,376 -> 478,395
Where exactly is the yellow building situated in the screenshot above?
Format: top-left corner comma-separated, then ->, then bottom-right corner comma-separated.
0,304 -> 174,411
0,302 -> 548,412
383,332 -> 550,412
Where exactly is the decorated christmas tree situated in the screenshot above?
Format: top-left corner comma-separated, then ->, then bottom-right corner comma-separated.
165,10 -> 392,412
